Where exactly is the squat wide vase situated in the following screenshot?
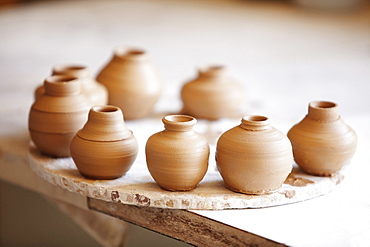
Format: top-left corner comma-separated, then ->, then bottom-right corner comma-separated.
70,105 -> 138,179
96,47 -> 161,120
287,101 -> 357,176
216,116 -> 293,195
181,65 -> 244,120
145,115 -> 209,191
29,75 -> 90,157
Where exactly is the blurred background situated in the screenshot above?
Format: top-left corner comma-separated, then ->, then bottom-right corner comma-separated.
1,0 -> 369,246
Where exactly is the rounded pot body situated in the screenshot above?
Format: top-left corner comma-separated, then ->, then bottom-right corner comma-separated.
181,65 -> 245,120
70,105 -> 138,179
96,47 -> 162,120
145,115 -> 210,191
216,116 -> 293,195
35,65 -> 108,106
29,75 -> 90,157
287,101 -> 357,176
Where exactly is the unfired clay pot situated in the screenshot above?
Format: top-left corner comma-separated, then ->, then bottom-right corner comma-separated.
29,75 -> 90,157
35,65 -> 108,106
145,115 -> 209,191
287,101 -> 357,176
96,47 -> 162,120
216,116 -> 293,195
181,65 -> 244,120
70,105 -> 138,179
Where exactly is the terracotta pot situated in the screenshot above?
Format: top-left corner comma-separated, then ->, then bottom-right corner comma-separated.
145,115 -> 209,191
29,75 -> 90,157
216,116 -> 293,195
35,65 -> 108,106
70,105 -> 138,179
287,101 -> 357,176
181,65 -> 245,120
96,47 -> 162,120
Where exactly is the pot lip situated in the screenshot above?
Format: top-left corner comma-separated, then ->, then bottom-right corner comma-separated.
91,105 -> 120,114
162,114 -> 197,131
197,64 -> 228,78
52,64 -> 89,78
45,74 -> 78,83
113,46 -> 148,60
309,100 -> 338,110
240,115 -> 271,131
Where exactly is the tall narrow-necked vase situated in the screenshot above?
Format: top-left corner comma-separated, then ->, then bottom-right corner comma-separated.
96,47 -> 162,120
29,75 -> 90,157
216,116 -> 293,195
70,105 -> 138,179
145,115 -> 210,191
181,65 -> 245,120
287,101 -> 357,176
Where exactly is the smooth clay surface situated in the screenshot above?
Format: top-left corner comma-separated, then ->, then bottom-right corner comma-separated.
70,105 -> 138,179
146,115 -> 210,191
216,116 -> 293,195
181,65 -> 245,120
288,101 -> 357,176
29,75 -> 90,157
96,47 -> 162,120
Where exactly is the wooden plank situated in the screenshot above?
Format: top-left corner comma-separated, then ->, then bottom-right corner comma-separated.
88,198 -> 287,247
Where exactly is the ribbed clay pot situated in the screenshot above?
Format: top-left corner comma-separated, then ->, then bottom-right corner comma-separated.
70,105 -> 138,179
216,116 -> 293,195
35,65 -> 108,106
96,47 -> 162,120
181,65 -> 244,120
29,75 -> 90,157
145,115 -> 210,191
287,101 -> 357,176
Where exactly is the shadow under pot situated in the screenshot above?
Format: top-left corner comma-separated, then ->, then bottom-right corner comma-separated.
287,101 -> 357,176
70,105 -> 138,179
145,115 -> 210,191
216,116 -> 293,195
28,75 -> 90,157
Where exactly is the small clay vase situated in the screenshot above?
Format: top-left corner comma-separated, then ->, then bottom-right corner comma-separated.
34,65 -> 108,106
145,115 -> 210,191
181,65 -> 245,120
70,105 -> 138,179
96,47 -> 162,120
29,75 -> 90,157
287,101 -> 357,176
216,116 -> 293,195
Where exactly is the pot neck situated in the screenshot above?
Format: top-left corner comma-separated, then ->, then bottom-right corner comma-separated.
162,115 -> 196,132
240,115 -> 271,131
44,75 -> 81,97
52,65 -> 90,79
78,105 -> 131,141
307,101 -> 339,122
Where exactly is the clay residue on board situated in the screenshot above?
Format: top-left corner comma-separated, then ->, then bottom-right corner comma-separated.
285,175 -> 315,187
111,191 -> 121,203
135,193 -> 151,206
280,190 -> 296,199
